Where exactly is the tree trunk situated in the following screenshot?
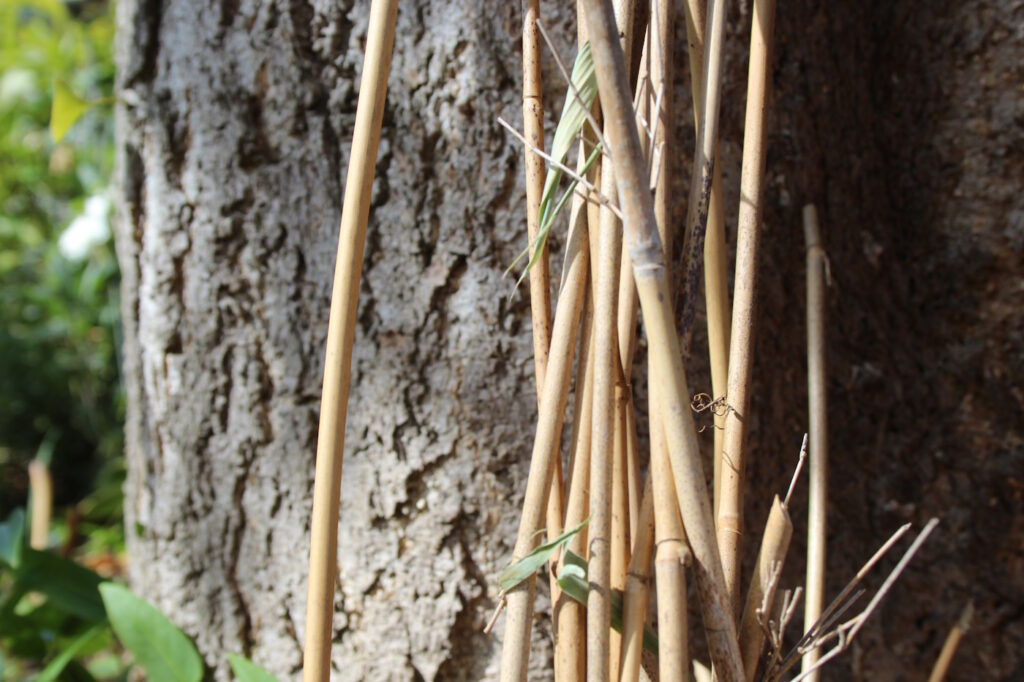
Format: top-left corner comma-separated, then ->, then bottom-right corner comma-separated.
113,0 -> 1022,680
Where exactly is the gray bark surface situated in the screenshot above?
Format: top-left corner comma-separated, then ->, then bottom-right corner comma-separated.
113,0 -> 1022,680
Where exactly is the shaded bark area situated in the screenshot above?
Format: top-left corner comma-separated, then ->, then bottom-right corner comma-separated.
113,0 -> 1021,680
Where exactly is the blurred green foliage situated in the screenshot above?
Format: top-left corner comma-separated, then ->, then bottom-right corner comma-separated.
0,0 -> 121,519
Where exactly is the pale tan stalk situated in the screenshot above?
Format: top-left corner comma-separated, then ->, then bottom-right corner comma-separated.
588,2 -> 636,679
610,369 -> 631,679
738,495 -> 793,681
927,602 -> 973,682
302,2 -> 398,678
581,1 -> 743,678
500,202 -> 590,682
681,0 -> 731,518
678,0 -> 727,355
28,459 -> 52,549
716,0 -> 777,614
801,203 -> 828,680
556,152 -> 597,682
618,475 -> 654,682
521,0 -> 566,635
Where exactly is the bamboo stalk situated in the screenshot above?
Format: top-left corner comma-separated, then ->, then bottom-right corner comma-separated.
801,203 -> 828,680
681,0 -> 732,522
716,0 -> 778,614
580,1 -> 743,678
927,602 -> 974,682
738,495 -> 794,681
302,2 -> 398,678
556,152 -> 597,682
521,0 -> 567,638
588,3 -> 636,678
28,459 -> 52,550
678,0 -> 728,353
617,475 -> 655,682
499,170 -> 590,682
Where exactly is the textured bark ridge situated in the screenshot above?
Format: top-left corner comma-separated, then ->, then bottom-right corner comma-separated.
114,0 -> 1021,680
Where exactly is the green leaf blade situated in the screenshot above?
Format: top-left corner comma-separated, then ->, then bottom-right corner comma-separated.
497,517 -> 589,592
17,549 -> 105,622
99,582 -> 203,682
0,508 -> 25,568
227,653 -> 278,682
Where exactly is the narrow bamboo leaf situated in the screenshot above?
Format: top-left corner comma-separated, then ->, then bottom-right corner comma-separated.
556,561 -> 659,655
17,549 -> 105,622
512,41 -> 599,286
227,653 -> 278,682
497,517 -> 589,592
0,508 -> 25,568
50,81 -> 93,142
99,583 -> 203,682
36,625 -> 104,682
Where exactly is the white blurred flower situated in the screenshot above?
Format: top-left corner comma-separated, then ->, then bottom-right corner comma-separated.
0,69 -> 36,108
59,194 -> 111,261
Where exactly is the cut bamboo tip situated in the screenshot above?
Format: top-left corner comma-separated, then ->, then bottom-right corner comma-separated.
927,601 -> 974,682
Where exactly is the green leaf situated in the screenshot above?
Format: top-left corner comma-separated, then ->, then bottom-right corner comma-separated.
50,80 -> 93,142
99,583 -> 203,682
17,548 -> 105,622
511,41 -> 600,285
497,517 -> 589,592
227,653 -> 278,682
0,508 -> 25,568
36,625 -> 104,682
556,553 -> 659,656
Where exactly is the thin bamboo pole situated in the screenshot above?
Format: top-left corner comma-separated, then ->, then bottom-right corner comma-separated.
678,0 -> 728,353
737,495 -> 793,681
927,602 -> 974,682
650,4 -> 689,680
555,141 -> 597,682
499,179 -> 590,682
716,0 -> 777,614
801,203 -> 828,680
588,2 -> 636,678
521,0 -> 566,637
580,1 -> 743,678
681,0 -> 732,522
617,475 -> 654,682
302,2 -> 398,678
610,373 -> 630,680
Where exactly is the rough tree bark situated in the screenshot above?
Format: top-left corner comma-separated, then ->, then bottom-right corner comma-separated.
113,0 -> 1022,681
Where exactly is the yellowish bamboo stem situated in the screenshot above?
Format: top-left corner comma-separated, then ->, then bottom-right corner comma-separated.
617,475 -> 654,682
716,0 -> 777,614
610,368 -> 631,679
500,205 -> 590,682
581,1 -> 743,678
521,0 -> 566,640
738,495 -> 793,681
28,459 -> 52,550
801,203 -> 828,680
927,602 -> 974,682
556,154 -> 597,682
302,2 -> 398,678
678,0 -> 727,355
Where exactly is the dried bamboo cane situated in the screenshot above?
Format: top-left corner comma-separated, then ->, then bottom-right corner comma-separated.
716,0 -> 777,614
610,369 -> 631,679
681,0 -> 731,520
555,140 -> 598,682
618,475 -> 655,682
521,0 -> 566,634
499,175 -> 590,682
738,495 -> 794,681
580,1 -> 743,678
650,4 -> 690,680
28,459 -> 52,549
302,2 -> 398,678
927,602 -> 974,682
588,2 -> 636,678
801,203 -> 828,680
678,0 -> 728,354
